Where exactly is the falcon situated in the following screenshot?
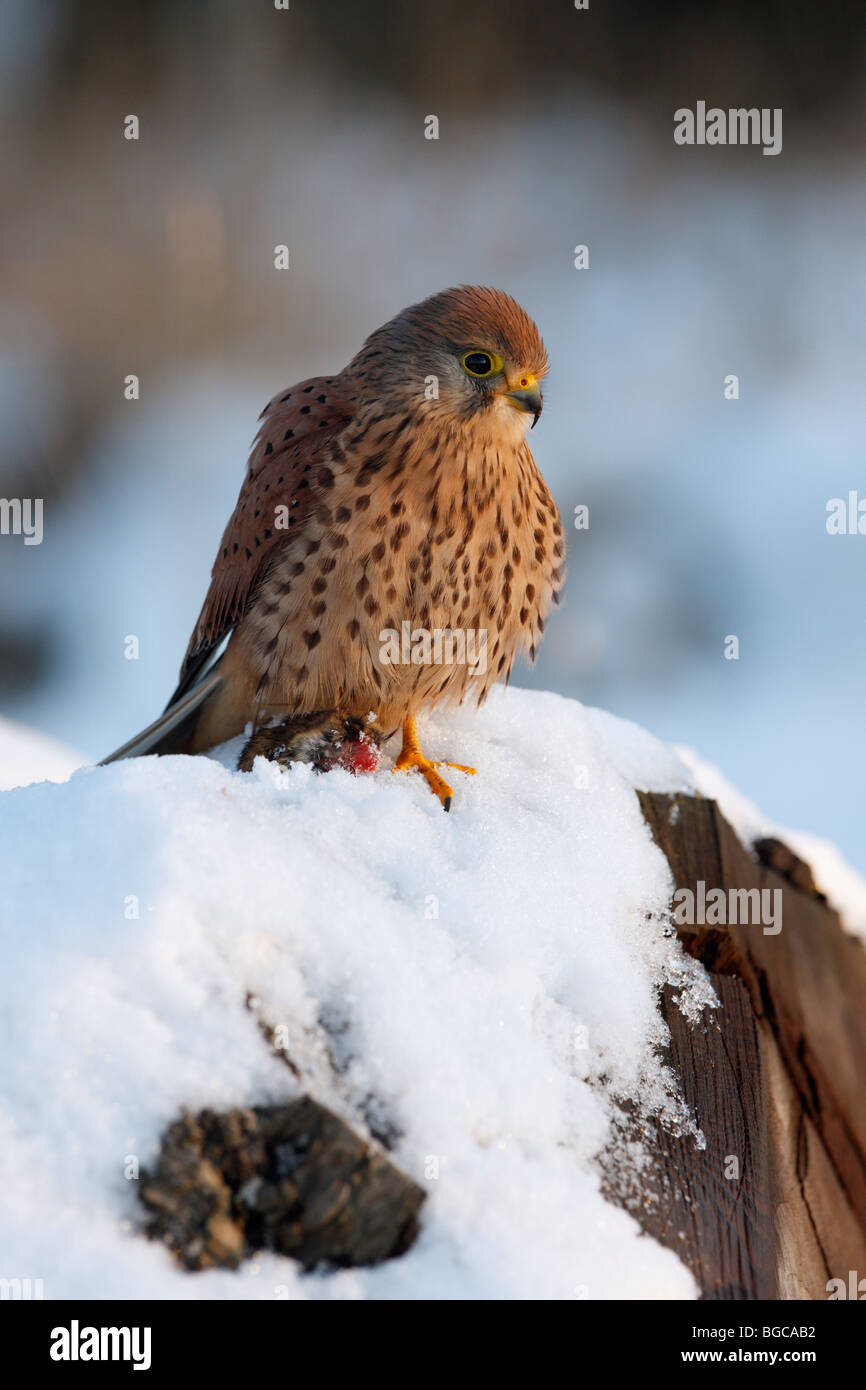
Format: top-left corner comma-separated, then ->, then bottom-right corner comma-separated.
102,286 -> 565,809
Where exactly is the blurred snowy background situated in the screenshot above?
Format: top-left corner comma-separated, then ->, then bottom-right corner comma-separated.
1,0 -> 865,868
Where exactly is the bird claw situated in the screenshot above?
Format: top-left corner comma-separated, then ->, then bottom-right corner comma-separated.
393,749 -> 453,809
393,749 -> 476,811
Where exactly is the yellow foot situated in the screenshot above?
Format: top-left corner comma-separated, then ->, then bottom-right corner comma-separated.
392,716 -> 476,812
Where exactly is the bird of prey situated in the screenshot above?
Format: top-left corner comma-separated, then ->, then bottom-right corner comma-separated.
102,286 -> 565,809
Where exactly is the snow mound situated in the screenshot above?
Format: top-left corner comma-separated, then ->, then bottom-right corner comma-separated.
0,686 -> 862,1299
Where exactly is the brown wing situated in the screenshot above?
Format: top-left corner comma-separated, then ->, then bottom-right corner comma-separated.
169,374 -> 353,703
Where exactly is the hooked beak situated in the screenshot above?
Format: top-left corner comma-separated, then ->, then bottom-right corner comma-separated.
505,376 -> 543,428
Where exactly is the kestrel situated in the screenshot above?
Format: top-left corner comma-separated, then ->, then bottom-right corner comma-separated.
102,286 -> 565,809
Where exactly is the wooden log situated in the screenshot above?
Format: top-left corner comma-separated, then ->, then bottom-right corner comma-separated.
630,791 -> 866,1299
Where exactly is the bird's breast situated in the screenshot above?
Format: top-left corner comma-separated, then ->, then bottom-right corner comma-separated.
242,434 -> 565,723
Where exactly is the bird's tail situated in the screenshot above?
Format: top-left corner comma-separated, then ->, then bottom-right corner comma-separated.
98,664 -> 224,765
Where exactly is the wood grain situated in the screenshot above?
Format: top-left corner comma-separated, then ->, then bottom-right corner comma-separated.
628,791 -> 866,1300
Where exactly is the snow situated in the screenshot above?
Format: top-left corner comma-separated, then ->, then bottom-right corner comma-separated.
0,715 -> 82,792
0,687 -> 863,1300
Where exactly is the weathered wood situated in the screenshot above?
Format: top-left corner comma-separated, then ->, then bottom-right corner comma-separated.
140,1098 -> 425,1272
631,791 -> 866,1299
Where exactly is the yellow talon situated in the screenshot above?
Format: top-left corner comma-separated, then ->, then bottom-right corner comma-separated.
393,715 -> 476,812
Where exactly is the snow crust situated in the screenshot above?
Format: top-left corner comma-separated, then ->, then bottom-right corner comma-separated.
1,688 -> 863,1299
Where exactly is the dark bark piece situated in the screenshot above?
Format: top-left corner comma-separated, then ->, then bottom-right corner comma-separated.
140,1098 -> 424,1273
627,791 -> 866,1300
754,836 -> 826,901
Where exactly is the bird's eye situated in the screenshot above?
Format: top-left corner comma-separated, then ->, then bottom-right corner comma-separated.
461,350 -> 504,378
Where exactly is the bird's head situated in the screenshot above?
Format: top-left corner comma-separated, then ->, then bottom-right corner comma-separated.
352,285 -> 548,435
